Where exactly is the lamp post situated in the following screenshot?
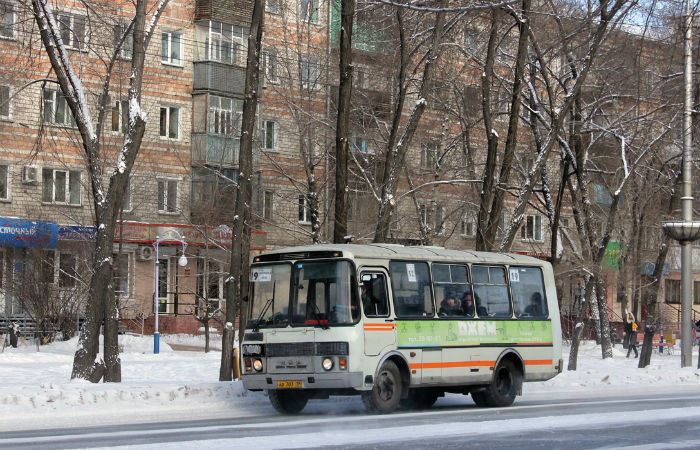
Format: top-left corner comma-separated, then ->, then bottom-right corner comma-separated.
153,230 -> 188,354
663,0 -> 700,368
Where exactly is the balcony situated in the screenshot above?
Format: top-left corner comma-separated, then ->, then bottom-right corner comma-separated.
192,132 -> 239,166
193,61 -> 246,95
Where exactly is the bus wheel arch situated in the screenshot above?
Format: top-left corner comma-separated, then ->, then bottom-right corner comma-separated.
494,350 -> 525,391
472,351 -> 523,408
362,353 -> 409,414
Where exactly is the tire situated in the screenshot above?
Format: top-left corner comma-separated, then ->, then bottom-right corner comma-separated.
470,359 -> 522,407
268,389 -> 309,414
400,389 -> 439,410
362,360 -> 403,414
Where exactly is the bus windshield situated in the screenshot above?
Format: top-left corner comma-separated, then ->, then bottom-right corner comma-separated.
291,260 -> 359,326
248,263 -> 292,328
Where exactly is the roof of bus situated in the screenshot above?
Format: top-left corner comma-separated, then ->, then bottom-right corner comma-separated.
259,244 -> 548,266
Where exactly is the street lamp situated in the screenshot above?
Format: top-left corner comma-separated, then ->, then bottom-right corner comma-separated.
153,229 -> 188,354
662,0 -> 700,368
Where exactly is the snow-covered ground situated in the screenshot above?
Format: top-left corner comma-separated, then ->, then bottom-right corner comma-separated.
0,334 -> 698,432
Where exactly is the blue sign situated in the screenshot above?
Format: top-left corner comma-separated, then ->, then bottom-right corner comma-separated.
0,217 -> 58,248
57,225 -> 96,241
641,262 -> 670,277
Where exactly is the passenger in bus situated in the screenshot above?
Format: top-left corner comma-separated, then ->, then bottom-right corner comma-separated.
439,295 -> 463,316
524,292 -> 544,316
462,291 -> 475,317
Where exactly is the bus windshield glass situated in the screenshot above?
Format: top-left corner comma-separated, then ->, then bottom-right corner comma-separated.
291,260 -> 359,326
248,263 -> 292,328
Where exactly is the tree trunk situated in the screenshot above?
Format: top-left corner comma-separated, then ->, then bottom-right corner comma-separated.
333,0 -> 355,243
221,0 -> 264,381
568,274 -> 591,370
482,0 -> 531,251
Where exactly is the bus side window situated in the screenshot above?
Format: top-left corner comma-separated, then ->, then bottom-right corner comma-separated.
361,272 -> 389,317
389,261 -> 434,317
510,266 -> 548,318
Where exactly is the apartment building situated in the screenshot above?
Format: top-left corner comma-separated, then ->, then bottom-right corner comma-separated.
1,0 -> 695,336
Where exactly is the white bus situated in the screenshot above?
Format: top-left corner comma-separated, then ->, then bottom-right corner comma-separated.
241,244 -> 562,414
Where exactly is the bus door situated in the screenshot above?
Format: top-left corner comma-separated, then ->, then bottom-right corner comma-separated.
360,270 -> 395,356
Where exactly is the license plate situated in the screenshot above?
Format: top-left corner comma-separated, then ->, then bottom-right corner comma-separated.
276,380 -> 302,389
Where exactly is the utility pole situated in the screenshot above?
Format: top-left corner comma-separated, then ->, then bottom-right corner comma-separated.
663,0 -> 700,368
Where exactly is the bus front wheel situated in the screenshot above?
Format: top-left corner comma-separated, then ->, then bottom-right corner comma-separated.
362,360 -> 403,414
268,389 -> 309,414
471,359 -> 521,407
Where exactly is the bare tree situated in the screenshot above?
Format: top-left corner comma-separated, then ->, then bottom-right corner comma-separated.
333,0 -> 356,243
220,0 -> 265,381
28,0 -> 170,382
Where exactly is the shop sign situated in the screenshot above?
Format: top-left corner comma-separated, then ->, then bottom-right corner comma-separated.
0,217 -> 58,248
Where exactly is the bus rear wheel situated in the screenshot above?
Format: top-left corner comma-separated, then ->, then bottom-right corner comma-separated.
268,389 -> 309,414
471,359 -> 521,407
362,360 -> 403,414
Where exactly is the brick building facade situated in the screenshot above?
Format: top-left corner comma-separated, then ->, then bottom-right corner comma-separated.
1,0 -> 697,336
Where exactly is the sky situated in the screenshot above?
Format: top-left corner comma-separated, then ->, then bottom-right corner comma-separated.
0,333 -> 698,448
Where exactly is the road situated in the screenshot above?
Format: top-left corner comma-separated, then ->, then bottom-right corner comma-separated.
1,386 -> 697,450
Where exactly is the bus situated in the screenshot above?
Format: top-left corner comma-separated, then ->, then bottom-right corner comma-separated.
240,244 -> 562,414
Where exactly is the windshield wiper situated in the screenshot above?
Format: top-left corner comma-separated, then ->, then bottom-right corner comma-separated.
253,282 -> 276,332
308,300 -> 329,330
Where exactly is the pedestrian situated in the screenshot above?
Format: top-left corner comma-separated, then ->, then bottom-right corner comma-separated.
626,313 -> 638,358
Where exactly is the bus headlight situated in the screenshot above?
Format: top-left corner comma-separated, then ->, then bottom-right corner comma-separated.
322,357 -> 334,371
253,358 -> 264,372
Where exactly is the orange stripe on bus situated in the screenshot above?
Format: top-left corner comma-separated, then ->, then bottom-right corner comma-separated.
409,359 -> 552,370
523,359 -> 553,365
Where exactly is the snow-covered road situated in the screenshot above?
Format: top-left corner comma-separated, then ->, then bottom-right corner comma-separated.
1,334 -> 698,449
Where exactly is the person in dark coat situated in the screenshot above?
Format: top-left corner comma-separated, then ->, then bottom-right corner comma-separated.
625,312 -> 638,358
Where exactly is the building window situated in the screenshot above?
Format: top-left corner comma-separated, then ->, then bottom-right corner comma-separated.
521,214 -> 543,242
161,31 -> 182,65
351,135 -> 368,153
55,12 -> 86,50
300,0 -> 318,22
1,2 -> 16,39
191,166 -> 237,209
41,250 -> 77,287
262,120 -> 277,150
264,49 -> 278,83
208,96 -> 236,135
205,21 -> 244,65
0,164 -> 8,200
665,279 -> 680,304
42,168 -> 81,205
0,84 -> 9,118
298,194 -> 311,224
263,190 -> 273,220
111,99 -> 128,133
266,0 -> 278,13
461,212 -> 476,237
43,88 -> 75,126
113,252 -> 131,298
196,260 -> 224,313
420,143 -> 436,170
694,280 -> 700,305
159,106 -> 180,139
157,179 -> 178,213
113,24 -> 133,59
300,57 -> 318,89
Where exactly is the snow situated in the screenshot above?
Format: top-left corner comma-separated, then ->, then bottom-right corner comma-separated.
0,336 -> 697,436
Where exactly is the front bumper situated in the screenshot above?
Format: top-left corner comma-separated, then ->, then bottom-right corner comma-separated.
242,371 -> 365,390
